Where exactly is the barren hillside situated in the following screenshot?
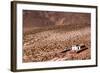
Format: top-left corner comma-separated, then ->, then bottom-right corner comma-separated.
23,10 -> 91,62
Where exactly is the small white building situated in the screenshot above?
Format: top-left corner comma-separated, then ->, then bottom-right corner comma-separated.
72,45 -> 81,51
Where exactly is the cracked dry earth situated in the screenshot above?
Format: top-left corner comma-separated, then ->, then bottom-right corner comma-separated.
23,26 -> 91,62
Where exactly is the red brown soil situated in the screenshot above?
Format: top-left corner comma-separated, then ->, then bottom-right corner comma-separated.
23,26 -> 91,62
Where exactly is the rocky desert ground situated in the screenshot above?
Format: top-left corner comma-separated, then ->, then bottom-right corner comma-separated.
23,10 -> 91,62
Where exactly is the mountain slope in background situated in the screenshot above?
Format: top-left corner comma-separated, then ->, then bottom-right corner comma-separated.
23,10 -> 91,27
